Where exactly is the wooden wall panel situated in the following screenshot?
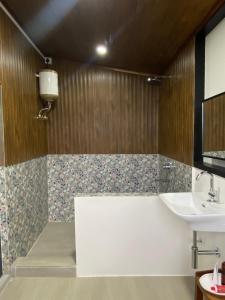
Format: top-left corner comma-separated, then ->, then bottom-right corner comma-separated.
159,39 -> 195,166
47,59 -> 159,154
0,86 -> 5,166
203,94 -> 225,152
0,10 -> 47,166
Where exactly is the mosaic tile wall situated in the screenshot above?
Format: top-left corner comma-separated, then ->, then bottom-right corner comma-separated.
47,154 -> 159,222
0,166 -> 9,273
203,151 -> 225,159
0,153 -> 192,273
0,157 -> 48,273
158,155 -> 192,193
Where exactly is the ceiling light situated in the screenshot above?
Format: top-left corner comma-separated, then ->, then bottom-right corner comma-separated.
147,77 -> 152,82
96,44 -> 108,56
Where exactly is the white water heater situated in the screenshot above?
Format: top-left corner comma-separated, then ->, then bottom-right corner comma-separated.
39,69 -> 59,101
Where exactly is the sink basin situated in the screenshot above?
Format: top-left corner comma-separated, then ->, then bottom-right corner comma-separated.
159,192 -> 225,232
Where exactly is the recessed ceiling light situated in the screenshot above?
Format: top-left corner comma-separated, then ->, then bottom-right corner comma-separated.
96,44 -> 108,56
147,77 -> 152,82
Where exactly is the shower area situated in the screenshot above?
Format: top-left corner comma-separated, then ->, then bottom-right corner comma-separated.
0,152 -> 192,276
10,153 -> 192,276
0,155 -> 75,276
0,4 -> 193,275
0,59 -> 193,277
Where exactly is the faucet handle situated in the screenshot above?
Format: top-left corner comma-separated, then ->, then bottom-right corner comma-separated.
207,189 -> 219,203
207,191 -> 216,202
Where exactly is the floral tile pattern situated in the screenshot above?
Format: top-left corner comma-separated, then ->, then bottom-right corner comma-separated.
0,166 -> 9,273
0,153 -> 193,273
203,151 -> 225,159
158,155 -> 192,193
0,157 -> 48,273
47,154 -> 159,222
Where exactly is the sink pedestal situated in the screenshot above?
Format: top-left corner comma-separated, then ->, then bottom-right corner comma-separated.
192,231 -> 220,269
159,192 -> 224,269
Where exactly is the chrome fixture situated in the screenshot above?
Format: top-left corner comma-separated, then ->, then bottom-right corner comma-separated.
192,231 -> 220,269
146,74 -> 174,84
36,102 -> 52,120
147,76 -> 161,85
162,162 -> 176,169
196,171 -> 218,202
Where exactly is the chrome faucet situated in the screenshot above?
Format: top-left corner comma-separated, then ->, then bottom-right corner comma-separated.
196,171 -> 218,202
162,162 -> 176,169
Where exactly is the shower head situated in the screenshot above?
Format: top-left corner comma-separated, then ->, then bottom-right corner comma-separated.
146,74 -> 174,85
146,76 -> 161,85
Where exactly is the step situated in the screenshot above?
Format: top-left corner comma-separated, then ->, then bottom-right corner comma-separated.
11,256 -> 76,277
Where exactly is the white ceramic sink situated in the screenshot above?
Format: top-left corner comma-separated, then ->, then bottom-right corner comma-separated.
159,192 -> 225,232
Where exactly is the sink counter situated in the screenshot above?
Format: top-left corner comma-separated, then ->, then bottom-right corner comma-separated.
159,192 -> 225,232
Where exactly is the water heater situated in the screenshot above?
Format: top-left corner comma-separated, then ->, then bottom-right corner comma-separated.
39,69 -> 59,101
36,69 -> 59,120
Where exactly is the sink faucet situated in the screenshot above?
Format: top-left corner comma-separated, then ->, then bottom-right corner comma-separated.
196,171 -> 218,202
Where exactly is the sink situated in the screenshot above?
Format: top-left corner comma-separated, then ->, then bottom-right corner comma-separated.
159,192 -> 225,232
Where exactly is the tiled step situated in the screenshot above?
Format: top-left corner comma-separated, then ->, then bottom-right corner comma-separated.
11,256 -> 76,277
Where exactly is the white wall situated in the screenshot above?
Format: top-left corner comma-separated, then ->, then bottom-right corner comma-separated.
192,167 -> 225,270
205,18 -> 225,99
75,195 -> 192,277
74,170 -> 225,277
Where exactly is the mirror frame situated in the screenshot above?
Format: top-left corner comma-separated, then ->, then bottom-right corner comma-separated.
194,3 -> 225,177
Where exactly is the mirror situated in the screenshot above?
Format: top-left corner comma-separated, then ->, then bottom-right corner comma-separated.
204,18 -> 225,100
203,95 -> 225,159
194,4 -> 225,177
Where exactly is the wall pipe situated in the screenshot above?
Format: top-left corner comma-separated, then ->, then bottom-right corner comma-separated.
0,1 -> 46,60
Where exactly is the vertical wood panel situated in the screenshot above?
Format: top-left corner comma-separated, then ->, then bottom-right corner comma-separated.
203,95 -> 225,152
47,59 -> 159,154
159,39 -> 195,166
0,85 -> 5,166
0,9 -> 47,166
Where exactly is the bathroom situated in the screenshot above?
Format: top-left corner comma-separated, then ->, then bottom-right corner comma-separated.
0,0 -> 225,299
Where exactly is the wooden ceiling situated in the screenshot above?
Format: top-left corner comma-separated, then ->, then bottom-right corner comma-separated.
2,0 -> 224,73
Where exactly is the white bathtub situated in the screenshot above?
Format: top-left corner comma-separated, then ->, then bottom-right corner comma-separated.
74,194 -> 192,277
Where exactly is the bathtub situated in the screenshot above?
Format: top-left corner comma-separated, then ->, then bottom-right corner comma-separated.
74,193 -> 192,277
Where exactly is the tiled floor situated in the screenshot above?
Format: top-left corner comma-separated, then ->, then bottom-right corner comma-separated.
12,223 -> 76,276
28,222 -> 75,259
4,223 -> 195,299
0,276 -> 194,300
